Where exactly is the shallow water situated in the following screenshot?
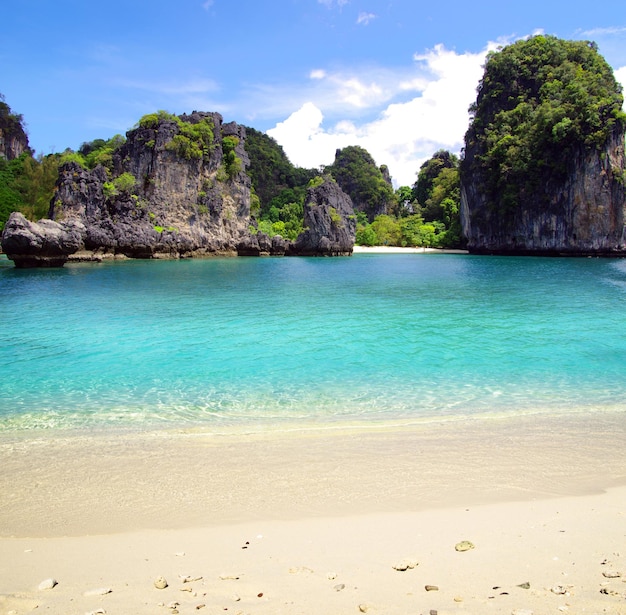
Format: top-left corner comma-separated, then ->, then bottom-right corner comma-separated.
1,253 -> 625,432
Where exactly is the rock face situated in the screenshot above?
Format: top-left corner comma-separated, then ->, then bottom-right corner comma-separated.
461,127 -> 626,255
0,98 -> 30,161
48,111 -> 253,260
289,179 -> 356,256
1,212 -> 85,267
1,111 -> 356,266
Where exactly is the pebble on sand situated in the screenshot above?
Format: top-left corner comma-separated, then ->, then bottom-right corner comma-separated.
392,558 -> 419,571
37,578 -> 58,591
154,576 -> 168,589
454,541 -> 475,552
83,587 -> 112,597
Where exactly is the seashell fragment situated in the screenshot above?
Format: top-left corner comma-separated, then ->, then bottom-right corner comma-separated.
455,541 -> 475,552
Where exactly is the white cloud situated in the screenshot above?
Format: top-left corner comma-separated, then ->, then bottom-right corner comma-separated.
577,26 -> 626,37
202,0 -> 214,9
357,12 -> 376,26
268,43 -> 495,187
318,0 -> 349,7
310,69 -> 326,80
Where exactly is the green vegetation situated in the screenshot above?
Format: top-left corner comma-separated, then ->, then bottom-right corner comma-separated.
102,172 -> 137,198
243,126 -> 463,247
243,127 -> 316,240
325,146 -> 396,222
221,135 -> 242,178
355,150 -> 462,248
137,111 -> 215,161
0,153 -> 60,230
461,35 -> 626,214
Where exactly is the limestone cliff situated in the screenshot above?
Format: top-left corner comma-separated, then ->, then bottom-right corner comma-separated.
460,36 -> 626,256
461,127 -> 626,255
48,111 -> 253,259
0,97 -> 30,160
290,178 -> 356,256
1,111 -> 356,266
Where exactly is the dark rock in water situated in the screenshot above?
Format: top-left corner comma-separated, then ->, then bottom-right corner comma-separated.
1,212 -> 85,267
289,179 -> 356,256
237,232 -> 276,256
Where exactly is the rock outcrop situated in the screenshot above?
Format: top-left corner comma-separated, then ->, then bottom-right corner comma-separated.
289,179 -> 356,256
460,37 -> 626,256
461,127 -> 626,255
49,111 -> 253,260
1,111 -> 356,266
1,212 -> 85,267
0,97 -> 30,161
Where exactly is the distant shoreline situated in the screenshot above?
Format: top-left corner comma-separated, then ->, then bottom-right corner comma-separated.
353,245 -> 469,254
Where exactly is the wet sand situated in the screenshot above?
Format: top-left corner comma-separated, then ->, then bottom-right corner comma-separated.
1,411 -> 625,614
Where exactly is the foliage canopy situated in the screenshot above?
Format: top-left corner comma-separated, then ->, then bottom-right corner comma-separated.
325,145 -> 396,222
462,35 -> 626,213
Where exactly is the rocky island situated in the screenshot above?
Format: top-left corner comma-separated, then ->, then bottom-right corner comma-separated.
460,36 -> 626,256
1,111 -> 356,266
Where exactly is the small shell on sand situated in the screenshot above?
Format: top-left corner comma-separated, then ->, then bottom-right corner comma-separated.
454,541 -> 475,552
38,578 -> 58,591
154,576 -> 168,589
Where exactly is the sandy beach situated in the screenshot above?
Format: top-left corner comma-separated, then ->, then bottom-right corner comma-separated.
352,246 -> 469,254
1,412 -> 626,614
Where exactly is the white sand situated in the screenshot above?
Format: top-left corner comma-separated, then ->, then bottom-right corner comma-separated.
1,412 -> 625,614
352,245 -> 469,254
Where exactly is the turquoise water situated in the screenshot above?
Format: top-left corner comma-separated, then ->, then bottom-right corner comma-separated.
1,253 -> 625,432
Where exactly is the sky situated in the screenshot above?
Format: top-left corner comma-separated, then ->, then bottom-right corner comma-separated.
2,1 -> 626,188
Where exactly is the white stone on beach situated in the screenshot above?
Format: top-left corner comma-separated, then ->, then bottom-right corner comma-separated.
38,578 -> 57,590
455,541 -> 475,552
512,610 -> 534,615
179,574 -> 202,583
551,585 -> 569,595
84,609 -> 106,615
154,576 -> 168,589
327,572 -> 337,580
83,588 -> 112,597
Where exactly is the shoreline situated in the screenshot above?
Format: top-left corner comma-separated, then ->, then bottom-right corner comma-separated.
352,245 -> 469,254
2,411 -> 626,613
2,410 -> 626,537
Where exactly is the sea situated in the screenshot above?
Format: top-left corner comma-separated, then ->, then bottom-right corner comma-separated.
1,252 -> 625,434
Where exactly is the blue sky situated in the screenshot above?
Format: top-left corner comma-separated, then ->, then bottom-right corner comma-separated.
2,0 -> 625,186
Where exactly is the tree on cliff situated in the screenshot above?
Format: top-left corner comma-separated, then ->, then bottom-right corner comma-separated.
325,145 -> 397,222
461,35 -> 626,217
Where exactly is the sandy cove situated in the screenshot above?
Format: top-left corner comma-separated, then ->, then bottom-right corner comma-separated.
352,246 -> 469,254
1,412 -> 626,614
